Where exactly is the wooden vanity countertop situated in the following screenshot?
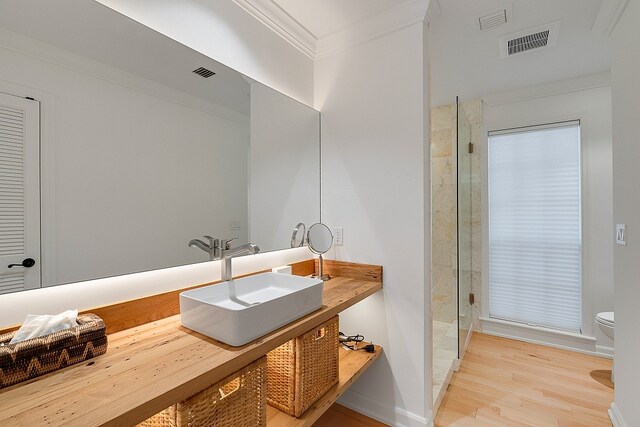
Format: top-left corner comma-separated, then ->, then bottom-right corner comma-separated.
0,275 -> 382,427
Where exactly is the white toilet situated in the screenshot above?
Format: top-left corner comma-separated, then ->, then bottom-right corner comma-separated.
596,311 -> 614,382
596,311 -> 614,339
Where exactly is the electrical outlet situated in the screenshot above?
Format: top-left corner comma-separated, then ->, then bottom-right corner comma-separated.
334,227 -> 343,246
230,220 -> 241,230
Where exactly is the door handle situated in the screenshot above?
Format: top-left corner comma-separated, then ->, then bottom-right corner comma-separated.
8,258 -> 36,268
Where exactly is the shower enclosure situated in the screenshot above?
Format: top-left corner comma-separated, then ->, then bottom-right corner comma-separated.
431,96 -> 474,406
457,99 -> 473,358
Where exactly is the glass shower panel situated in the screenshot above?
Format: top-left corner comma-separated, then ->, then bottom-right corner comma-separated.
457,101 -> 473,355
432,97 -> 477,408
431,101 -> 459,406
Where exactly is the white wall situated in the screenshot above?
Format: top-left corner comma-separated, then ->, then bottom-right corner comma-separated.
95,0 -> 314,106
611,1 -> 640,424
315,22 -> 432,426
0,35 -> 250,286
482,79 -> 614,354
249,83 -> 320,250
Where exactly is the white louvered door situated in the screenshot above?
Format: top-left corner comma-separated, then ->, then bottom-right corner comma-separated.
0,92 -> 40,294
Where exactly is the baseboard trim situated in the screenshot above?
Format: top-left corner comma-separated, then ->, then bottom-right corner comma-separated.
596,344 -> 615,359
609,402 -> 628,427
339,389 -> 433,427
479,317 -> 612,358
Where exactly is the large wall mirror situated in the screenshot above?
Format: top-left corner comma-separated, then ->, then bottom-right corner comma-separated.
0,0 -> 320,294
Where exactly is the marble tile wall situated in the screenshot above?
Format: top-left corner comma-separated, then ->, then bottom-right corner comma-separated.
430,100 -> 483,328
431,104 -> 457,324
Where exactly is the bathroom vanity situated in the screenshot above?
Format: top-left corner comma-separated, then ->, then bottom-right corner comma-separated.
0,260 -> 382,426
0,2 -> 383,424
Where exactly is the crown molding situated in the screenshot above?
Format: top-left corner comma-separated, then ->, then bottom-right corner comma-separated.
482,71 -> 611,107
234,0 -> 429,60
592,0 -> 630,36
316,0 -> 429,58
233,0 -> 317,59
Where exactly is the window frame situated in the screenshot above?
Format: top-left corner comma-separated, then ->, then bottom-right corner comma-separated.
481,116 -> 591,339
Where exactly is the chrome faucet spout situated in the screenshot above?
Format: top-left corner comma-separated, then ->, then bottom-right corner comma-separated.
188,236 -> 219,260
225,243 -> 260,257
188,239 -> 207,250
220,241 -> 260,282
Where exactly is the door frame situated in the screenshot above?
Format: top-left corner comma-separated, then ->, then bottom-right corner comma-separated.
0,80 -> 57,288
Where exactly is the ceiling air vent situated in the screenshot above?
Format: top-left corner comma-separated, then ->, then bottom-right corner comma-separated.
479,9 -> 507,31
499,20 -> 561,58
507,30 -> 549,55
478,5 -> 512,31
193,67 -> 215,78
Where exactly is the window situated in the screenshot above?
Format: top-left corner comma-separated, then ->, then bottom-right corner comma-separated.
488,121 -> 582,333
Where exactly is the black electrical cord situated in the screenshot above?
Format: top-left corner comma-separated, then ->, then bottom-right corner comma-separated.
339,332 -> 364,343
339,332 -> 375,353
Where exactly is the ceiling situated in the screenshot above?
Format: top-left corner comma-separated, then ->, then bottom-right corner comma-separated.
0,0 -> 616,111
242,0 -> 614,104
272,0 -> 408,39
429,0 -> 613,106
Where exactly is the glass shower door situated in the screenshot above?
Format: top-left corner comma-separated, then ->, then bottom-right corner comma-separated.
457,99 -> 473,356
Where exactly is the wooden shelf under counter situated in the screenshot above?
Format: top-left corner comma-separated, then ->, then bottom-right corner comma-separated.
0,267 -> 382,427
268,344 -> 382,427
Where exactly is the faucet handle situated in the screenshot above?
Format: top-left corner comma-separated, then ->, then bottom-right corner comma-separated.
221,238 -> 238,250
203,236 -> 219,248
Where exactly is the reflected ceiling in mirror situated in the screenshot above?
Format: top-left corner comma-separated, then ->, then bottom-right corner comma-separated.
0,0 -> 320,294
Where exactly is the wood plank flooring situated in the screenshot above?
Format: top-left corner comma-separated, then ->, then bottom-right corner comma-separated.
435,333 -> 614,426
314,404 -> 387,426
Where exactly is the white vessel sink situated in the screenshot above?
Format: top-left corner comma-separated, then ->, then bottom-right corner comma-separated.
179,273 -> 324,346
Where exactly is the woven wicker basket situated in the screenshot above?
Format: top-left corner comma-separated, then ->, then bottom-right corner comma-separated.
138,356 -> 267,427
267,316 -> 339,417
0,313 -> 108,389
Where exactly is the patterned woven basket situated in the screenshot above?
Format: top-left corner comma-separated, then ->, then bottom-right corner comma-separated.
267,316 -> 339,417
138,356 -> 267,427
0,313 -> 108,388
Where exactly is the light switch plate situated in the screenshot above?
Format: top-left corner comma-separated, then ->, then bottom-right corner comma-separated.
616,224 -> 626,246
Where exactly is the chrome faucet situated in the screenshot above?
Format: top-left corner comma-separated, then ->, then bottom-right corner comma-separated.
188,236 -> 219,260
220,238 -> 260,281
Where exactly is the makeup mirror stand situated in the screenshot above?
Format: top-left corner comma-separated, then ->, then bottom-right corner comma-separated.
307,222 -> 334,282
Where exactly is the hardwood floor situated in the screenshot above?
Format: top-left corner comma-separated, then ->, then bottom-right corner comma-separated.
435,333 -> 614,426
313,404 -> 387,426
312,334 -> 613,426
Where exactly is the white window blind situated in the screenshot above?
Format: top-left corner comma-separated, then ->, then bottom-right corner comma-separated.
488,121 -> 582,333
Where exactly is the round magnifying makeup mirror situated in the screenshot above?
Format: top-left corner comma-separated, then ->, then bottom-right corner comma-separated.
290,223 -> 306,248
307,223 -> 333,281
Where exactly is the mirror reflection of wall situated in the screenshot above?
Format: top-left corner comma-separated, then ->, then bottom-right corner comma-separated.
0,0 -> 320,294
249,84 -> 320,251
